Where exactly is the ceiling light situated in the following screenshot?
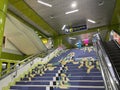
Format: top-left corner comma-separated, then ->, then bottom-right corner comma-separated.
65,9 -> 79,15
71,2 -> 77,8
50,15 -> 54,19
37,0 -> 52,7
87,19 -> 96,23
62,25 -> 66,30
39,36 -> 42,38
65,29 -> 69,32
69,37 -> 76,40
2,63 -> 7,66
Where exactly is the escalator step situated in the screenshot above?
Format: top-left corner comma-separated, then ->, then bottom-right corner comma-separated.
104,41 -> 120,78
112,60 -> 120,63
114,64 -> 120,68
111,57 -> 120,60
105,45 -> 118,48
106,50 -> 120,52
107,52 -> 120,55
107,51 -> 120,53
109,53 -> 120,56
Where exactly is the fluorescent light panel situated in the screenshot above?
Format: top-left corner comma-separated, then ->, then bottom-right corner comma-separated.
62,25 -> 66,30
2,63 -> 6,66
69,37 -> 76,40
65,9 -> 79,14
37,0 -> 52,7
87,19 -> 96,23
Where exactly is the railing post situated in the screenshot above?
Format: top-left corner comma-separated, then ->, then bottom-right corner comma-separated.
7,62 -> 10,74
0,0 -> 8,57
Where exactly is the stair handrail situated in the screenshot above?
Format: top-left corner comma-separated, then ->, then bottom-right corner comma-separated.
93,33 -> 120,90
97,32 -> 120,82
0,51 -> 47,80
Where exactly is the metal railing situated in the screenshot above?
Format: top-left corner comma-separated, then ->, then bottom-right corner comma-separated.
93,33 -> 120,90
0,51 -> 47,80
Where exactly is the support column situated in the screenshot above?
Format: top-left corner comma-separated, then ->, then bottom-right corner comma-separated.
0,61 -> 2,77
53,36 -> 62,48
0,0 -> 8,57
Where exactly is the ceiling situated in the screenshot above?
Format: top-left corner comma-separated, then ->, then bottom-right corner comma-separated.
24,0 -> 115,34
8,0 -> 117,47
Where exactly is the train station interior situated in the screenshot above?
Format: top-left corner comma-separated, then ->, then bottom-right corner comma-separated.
0,0 -> 120,90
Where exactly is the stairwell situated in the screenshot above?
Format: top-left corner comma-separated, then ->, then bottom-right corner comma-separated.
10,47 -> 105,90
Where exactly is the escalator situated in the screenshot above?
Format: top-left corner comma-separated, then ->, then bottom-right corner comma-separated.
92,33 -> 120,90
103,40 -> 120,77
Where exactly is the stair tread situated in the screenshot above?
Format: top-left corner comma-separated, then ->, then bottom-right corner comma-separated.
11,85 -> 105,88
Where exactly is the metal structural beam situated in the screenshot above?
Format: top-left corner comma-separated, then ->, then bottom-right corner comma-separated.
0,0 -> 8,73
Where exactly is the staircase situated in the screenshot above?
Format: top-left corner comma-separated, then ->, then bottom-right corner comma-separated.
104,40 -> 120,76
10,47 -> 105,90
54,62 -> 105,90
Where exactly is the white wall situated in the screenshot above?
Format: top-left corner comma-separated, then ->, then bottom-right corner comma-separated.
2,38 -> 23,55
4,14 -> 47,55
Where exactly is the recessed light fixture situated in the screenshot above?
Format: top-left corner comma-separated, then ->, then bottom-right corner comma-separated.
37,0 -> 52,7
50,15 -> 54,19
71,2 -> 77,8
65,9 -> 79,15
87,19 -> 96,23
62,25 -> 66,30
98,1 -> 104,6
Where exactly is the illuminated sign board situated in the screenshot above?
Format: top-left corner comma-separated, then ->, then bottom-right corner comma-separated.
72,25 -> 87,32
65,25 -> 87,33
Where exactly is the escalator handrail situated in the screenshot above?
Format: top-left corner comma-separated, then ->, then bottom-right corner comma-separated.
98,33 -> 120,83
94,33 -> 120,89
